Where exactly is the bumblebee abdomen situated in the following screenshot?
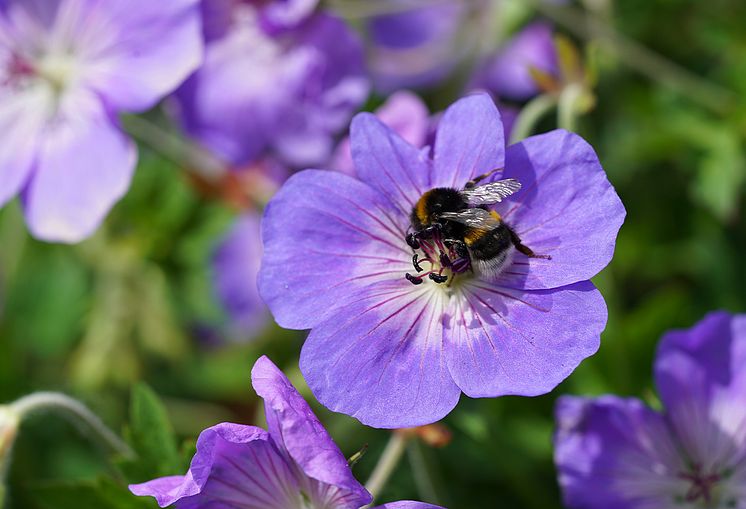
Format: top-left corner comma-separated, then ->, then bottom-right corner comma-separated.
465,224 -> 512,261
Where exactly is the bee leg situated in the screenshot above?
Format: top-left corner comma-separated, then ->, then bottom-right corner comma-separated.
406,232 -> 420,249
508,228 -> 551,260
464,167 -> 504,189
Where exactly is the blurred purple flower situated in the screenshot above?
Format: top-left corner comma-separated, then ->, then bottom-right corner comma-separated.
0,0 -> 202,242
172,0 -> 369,169
472,22 -> 558,102
212,212 -> 268,339
130,356 -> 444,509
258,93 -> 625,428
555,311 -> 746,509
366,1 -> 480,92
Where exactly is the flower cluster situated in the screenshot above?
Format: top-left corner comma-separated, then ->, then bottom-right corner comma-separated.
130,356 -> 442,509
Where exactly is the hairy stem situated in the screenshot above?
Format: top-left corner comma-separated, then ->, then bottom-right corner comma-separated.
510,94 -> 557,144
365,432 -> 410,502
10,392 -> 134,460
121,114 -> 226,183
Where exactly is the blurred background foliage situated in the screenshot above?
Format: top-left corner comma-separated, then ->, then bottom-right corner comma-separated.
1,0 -> 745,508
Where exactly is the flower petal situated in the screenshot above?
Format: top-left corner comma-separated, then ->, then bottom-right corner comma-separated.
251,356 -> 372,508
496,129 -> 625,290
82,0 -> 203,112
654,311 -> 746,471
445,281 -> 606,398
258,169 -> 411,330
0,84 -> 50,208
212,213 -> 268,337
431,93 -> 505,189
300,284 -> 460,428
129,423 -> 300,509
331,90 -> 429,175
351,111 -> 431,217
555,396 -> 687,509
22,93 -> 136,243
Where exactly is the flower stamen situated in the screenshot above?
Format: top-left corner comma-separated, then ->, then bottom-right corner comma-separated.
677,464 -> 722,505
405,228 -> 471,286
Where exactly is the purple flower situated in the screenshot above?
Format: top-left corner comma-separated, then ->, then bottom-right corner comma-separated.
130,356 -> 444,509
212,212 -> 268,339
472,22 -> 558,102
258,93 -> 625,428
365,1 -> 475,92
0,0 -> 202,242
171,0 -> 368,169
555,311 -> 746,509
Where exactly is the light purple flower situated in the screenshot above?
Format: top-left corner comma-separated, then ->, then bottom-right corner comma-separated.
472,22 -> 558,102
172,0 -> 368,169
555,311 -> 746,509
258,93 -> 625,428
130,356 -> 444,509
0,0 -> 202,242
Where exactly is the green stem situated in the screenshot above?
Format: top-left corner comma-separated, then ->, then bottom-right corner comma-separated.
529,0 -> 737,115
121,114 -> 226,183
364,432 -> 410,502
10,392 -> 134,460
557,83 -> 585,132
327,0 -> 452,19
509,94 -> 557,144
407,440 -> 442,505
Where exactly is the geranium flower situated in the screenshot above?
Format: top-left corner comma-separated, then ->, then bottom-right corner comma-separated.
555,311 -> 746,509
258,93 -> 625,428
130,356 -> 443,509
0,0 -> 203,242
171,0 -> 368,169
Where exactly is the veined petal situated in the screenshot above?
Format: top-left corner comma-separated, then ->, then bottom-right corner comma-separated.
258,170 -> 411,330
431,93 -> 505,190
300,282 -> 461,428
22,92 -> 135,243
251,356 -> 372,508
555,396 -> 687,509
445,280 -> 605,398
496,130 -> 625,290
654,311 -> 746,471
79,0 -> 203,112
129,423 -> 301,509
351,111 -> 431,217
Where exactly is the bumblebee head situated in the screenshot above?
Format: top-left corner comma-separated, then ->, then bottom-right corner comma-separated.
413,188 -> 467,228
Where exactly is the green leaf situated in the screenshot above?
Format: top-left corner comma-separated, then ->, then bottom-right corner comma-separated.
33,478 -> 155,509
126,383 -> 181,479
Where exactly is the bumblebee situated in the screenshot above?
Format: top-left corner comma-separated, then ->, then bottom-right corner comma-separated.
405,169 -> 548,285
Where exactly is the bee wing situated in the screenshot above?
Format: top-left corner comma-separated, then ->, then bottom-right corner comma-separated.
438,208 -> 501,230
460,178 -> 521,206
